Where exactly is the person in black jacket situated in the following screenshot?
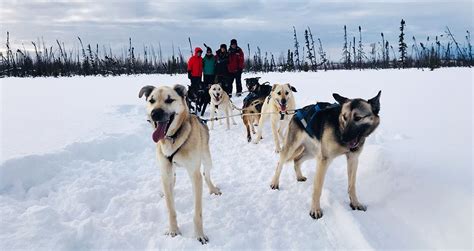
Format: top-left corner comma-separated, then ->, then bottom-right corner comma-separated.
215,44 -> 231,96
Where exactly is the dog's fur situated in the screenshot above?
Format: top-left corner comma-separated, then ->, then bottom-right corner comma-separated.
241,97 -> 265,142
208,83 -> 237,130
139,84 -> 221,244
270,91 -> 381,220
253,83 -> 297,153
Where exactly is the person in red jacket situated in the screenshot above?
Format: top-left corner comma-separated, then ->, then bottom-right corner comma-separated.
187,47 -> 203,89
227,39 -> 245,97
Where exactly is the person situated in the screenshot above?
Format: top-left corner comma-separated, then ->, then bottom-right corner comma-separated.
227,39 -> 245,97
202,46 -> 216,88
187,47 -> 203,89
215,44 -> 231,95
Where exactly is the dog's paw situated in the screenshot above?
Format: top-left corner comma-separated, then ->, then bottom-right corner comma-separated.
350,202 -> 367,211
274,147 -> 281,153
309,208 -> 323,219
252,139 -> 260,144
197,234 -> 209,245
165,229 -> 181,237
210,187 -> 222,195
270,183 -> 279,190
297,176 -> 307,182
247,136 -> 252,142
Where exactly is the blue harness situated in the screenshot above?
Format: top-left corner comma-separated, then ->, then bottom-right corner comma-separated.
295,102 -> 339,137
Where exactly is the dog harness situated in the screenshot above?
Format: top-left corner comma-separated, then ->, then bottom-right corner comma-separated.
295,102 -> 339,137
164,126 -> 183,162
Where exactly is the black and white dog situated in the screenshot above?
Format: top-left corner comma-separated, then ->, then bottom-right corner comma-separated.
187,84 -> 210,116
243,77 -> 272,107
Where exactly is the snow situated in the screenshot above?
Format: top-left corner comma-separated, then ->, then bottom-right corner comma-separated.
0,68 -> 472,250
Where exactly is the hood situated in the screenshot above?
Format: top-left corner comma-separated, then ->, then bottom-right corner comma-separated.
194,47 -> 203,55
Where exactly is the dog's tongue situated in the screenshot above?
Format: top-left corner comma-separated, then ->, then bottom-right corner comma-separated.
348,138 -> 359,149
152,121 -> 168,143
280,104 -> 287,111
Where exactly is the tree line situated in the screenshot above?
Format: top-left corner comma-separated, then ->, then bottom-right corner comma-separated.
1,20 -> 472,77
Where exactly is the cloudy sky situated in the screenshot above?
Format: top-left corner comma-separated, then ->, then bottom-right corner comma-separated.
1,0 -> 472,60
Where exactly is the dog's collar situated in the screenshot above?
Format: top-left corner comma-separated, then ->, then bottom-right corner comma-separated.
164,126 -> 183,163
164,124 -> 182,144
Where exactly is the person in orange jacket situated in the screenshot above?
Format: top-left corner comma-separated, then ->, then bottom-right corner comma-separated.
187,47 -> 203,89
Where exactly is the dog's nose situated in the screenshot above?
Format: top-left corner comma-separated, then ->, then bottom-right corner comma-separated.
281,98 -> 287,105
151,108 -> 165,121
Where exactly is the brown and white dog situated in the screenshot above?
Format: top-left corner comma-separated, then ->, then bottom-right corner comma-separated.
253,83 -> 297,152
208,83 -> 237,130
139,84 -> 221,244
241,97 -> 265,142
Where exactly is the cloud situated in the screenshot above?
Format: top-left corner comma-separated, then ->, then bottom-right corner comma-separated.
0,0 -> 472,59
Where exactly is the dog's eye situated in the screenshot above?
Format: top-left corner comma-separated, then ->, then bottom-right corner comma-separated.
165,98 -> 175,104
277,91 -> 281,95
354,115 -> 362,121
149,99 -> 155,104
285,91 -> 289,95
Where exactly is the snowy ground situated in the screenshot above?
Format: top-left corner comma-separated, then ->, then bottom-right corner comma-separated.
0,68 -> 472,250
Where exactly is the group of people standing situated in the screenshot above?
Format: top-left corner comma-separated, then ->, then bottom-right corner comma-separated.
187,39 -> 245,97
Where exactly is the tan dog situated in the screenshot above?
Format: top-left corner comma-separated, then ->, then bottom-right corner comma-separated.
139,84 -> 221,245
208,84 -> 237,130
271,92 -> 381,220
253,83 -> 297,152
241,97 -> 265,142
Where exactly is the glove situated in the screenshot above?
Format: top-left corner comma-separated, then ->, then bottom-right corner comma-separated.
188,71 -> 192,79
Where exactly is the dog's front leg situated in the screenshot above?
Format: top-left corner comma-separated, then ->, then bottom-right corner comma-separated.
245,119 -> 252,142
253,113 -> 267,144
250,118 -> 256,134
271,118 -> 281,153
309,155 -> 332,219
209,105 -> 215,130
346,152 -> 366,211
160,160 -> 180,236
187,167 -> 209,244
224,107 -> 230,130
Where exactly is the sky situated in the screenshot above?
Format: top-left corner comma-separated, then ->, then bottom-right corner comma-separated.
1,0 -> 472,60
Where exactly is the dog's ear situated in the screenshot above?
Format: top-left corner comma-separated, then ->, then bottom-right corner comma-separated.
173,84 -> 187,98
333,93 -> 349,104
139,85 -> 155,99
272,84 -> 278,91
368,90 -> 381,115
286,83 -> 297,92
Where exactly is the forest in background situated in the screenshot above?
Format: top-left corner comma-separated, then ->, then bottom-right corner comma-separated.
0,20 -> 472,77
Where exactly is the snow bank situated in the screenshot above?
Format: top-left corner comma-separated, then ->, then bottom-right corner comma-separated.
0,68 -> 472,249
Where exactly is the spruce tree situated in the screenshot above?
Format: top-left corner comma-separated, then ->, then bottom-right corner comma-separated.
399,19 -> 408,68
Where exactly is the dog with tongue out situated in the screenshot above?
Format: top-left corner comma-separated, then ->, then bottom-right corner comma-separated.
139,84 -> 221,245
253,83 -> 298,153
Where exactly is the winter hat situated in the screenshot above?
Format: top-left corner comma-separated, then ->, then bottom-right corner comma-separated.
194,47 -> 203,54
220,44 -> 227,50
230,39 -> 237,45
206,47 -> 212,53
